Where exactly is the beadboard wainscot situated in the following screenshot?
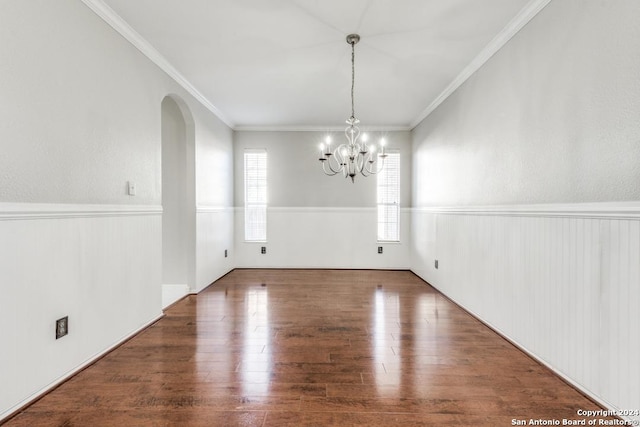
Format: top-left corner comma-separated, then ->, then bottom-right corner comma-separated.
0,202 -> 162,421
196,205 -> 234,292
234,206 -> 411,269
411,201 -> 640,424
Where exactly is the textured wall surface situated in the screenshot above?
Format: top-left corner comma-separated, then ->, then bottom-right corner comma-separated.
0,0 -> 162,204
412,0 -> 640,207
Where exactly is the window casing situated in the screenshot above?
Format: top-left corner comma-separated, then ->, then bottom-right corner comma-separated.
244,150 -> 267,242
377,151 -> 400,242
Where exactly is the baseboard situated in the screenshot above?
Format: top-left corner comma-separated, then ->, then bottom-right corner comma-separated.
195,267 -> 236,293
162,283 -> 190,309
231,267 -> 411,271
232,265 -> 411,270
0,313 -> 163,423
162,292 -> 197,311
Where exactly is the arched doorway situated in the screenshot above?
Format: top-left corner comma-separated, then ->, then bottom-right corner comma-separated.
161,95 -> 196,308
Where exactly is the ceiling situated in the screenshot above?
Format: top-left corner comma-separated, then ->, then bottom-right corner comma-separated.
88,0 -> 544,130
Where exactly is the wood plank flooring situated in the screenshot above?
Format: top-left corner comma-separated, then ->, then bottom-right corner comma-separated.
4,269 -> 613,426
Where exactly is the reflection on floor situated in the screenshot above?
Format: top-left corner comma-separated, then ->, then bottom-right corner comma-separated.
5,269 -> 611,426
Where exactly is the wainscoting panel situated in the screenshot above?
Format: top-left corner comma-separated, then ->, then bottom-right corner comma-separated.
0,203 -> 162,421
411,204 -> 640,422
195,207 -> 234,292
234,207 -> 411,269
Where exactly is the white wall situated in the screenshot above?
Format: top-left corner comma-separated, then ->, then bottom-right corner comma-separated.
162,96 -> 190,287
0,0 -> 161,206
412,0 -> 640,208
411,0 -> 640,420
234,207 -> 411,269
0,0 -> 234,419
0,205 -> 162,419
192,96 -> 235,292
196,207 -> 234,291
233,130 -> 411,268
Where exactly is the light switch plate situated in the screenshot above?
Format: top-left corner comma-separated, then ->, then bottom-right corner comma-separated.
127,181 -> 136,196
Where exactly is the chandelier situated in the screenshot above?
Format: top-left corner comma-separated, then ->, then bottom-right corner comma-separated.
318,34 -> 386,183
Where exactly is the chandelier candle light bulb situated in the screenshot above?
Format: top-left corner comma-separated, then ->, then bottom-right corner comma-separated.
318,34 -> 387,182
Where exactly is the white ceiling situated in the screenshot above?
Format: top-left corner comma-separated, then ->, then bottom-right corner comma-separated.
89,0 -> 544,130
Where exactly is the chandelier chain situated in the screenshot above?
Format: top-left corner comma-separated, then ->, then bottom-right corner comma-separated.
351,39 -> 355,120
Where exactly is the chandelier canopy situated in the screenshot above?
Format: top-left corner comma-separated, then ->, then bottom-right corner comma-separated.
318,34 -> 387,183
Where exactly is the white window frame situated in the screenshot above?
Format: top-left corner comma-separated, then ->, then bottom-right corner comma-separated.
377,151 -> 400,242
244,149 -> 267,242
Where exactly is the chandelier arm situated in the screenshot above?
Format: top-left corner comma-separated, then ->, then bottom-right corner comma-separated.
323,152 -> 342,175
321,160 -> 340,176
363,164 -> 375,176
364,155 -> 386,175
326,143 -> 353,176
362,153 -> 377,177
361,156 -> 377,177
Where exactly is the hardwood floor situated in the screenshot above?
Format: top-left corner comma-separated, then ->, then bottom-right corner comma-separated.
4,269 -> 612,426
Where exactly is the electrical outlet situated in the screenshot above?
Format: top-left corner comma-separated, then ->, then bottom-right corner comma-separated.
56,316 -> 68,339
127,181 -> 136,196
378,246 -> 383,254
261,246 -> 266,254
224,249 -> 228,258
435,259 -> 439,269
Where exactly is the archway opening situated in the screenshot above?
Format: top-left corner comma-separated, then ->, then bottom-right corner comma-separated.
161,95 -> 195,308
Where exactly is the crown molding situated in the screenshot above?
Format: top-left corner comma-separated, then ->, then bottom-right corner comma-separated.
409,0 -> 552,130
80,0 -> 235,129
233,124 -> 411,132
81,0 -> 551,133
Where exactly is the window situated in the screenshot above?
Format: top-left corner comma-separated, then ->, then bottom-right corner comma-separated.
244,149 -> 267,241
377,151 -> 400,241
